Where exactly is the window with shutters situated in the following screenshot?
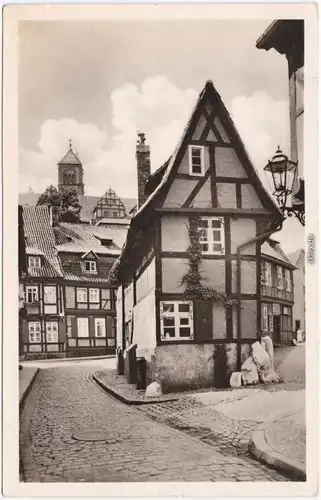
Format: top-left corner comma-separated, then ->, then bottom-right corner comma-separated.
28,321 -> 41,343
25,286 -> 39,303
188,145 -> 205,176
198,217 -> 225,255
262,305 -> 268,331
160,301 -> 193,341
95,318 -> 106,337
44,286 -> 57,304
46,321 -> 58,342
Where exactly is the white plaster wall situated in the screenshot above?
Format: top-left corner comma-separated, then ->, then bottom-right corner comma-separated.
161,215 -> 189,252
216,147 -> 248,178
116,286 -> 123,348
124,282 -> 134,322
136,258 -> 155,303
230,218 -> 256,255
132,291 -> 156,361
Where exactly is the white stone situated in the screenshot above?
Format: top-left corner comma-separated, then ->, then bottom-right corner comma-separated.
145,382 -> 162,397
241,357 -> 259,386
229,372 -> 242,388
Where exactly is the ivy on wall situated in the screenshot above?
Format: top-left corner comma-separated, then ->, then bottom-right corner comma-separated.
181,215 -> 236,307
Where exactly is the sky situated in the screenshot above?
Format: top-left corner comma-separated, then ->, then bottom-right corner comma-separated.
18,19 -> 304,253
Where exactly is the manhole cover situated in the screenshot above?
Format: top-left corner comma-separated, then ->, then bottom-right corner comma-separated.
72,430 -> 121,443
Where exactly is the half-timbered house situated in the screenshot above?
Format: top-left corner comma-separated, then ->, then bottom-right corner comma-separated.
113,80 -> 283,392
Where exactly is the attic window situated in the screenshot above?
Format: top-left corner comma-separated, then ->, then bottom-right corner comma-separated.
85,260 -> 97,273
188,145 -> 204,176
28,256 -> 41,270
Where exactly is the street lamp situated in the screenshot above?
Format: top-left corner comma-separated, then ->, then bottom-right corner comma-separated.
264,146 -> 305,226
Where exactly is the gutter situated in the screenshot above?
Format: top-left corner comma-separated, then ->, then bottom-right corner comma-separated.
235,218 -> 284,370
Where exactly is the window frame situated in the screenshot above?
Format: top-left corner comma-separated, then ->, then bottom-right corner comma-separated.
84,260 -> 97,273
198,216 -> 225,255
45,321 -> 59,343
94,317 -> 106,337
28,256 -> 41,270
276,266 -> 283,290
265,262 -> 272,286
28,321 -> 41,343
77,288 -> 88,303
77,317 -> 89,338
25,285 -> 39,303
89,288 -> 100,304
262,305 -> 268,332
44,285 -> 57,304
188,145 -> 205,177
160,301 -> 194,341
284,269 -> 292,292
268,312 -> 273,332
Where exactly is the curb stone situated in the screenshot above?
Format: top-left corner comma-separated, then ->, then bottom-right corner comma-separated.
249,422 -> 306,481
19,368 -> 40,413
92,374 -> 178,405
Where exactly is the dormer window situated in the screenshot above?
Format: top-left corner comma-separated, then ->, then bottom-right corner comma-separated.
188,145 -> 205,176
28,256 -> 41,270
85,260 -> 97,273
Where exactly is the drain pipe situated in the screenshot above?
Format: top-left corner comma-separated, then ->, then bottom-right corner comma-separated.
235,219 -> 284,370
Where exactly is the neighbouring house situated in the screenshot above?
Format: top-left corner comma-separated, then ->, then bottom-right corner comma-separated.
260,238 -> 296,344
19,205 -> 122,360
112,80 -> 283,393
288,249 -> 305,333
18,205 -> 27,356
256,20 -> 304,211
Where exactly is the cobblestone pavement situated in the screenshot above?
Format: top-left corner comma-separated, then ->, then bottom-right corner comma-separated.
20,367 -> 288,482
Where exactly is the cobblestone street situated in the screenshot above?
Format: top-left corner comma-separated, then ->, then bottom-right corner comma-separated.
20,366 -> 288,482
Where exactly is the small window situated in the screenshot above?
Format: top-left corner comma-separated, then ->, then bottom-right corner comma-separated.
77,317 -> 89,338
77,288 -> 88,303
283,306 -> 291,316
188,145 -> 204,176
95,318 -> 106,337
268,313 -> 273,332
89,288 -> 100,303
28,256 -> 41,269
85,260 -> 97,272
112,211 -> 118,218
44,286 -> 57,304
160,301 -> 193,341
28,321 -> 41,343
276,266 -> 283,290
46,321 -> 58,343
197,217 -> 225,255
25,286 -> 38,303
262,305 -> 268,331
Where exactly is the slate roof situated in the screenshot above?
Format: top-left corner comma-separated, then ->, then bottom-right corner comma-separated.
261,239 -> 295,268
58,147 -> 82,165
22,206 -> 63,278
18,193 -> 136,223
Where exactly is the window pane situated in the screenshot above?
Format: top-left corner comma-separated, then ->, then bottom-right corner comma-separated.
163,317 -> 175,327
162,303 -> 174,313
200,243 -> 208,252
213,244 -> 222,252
192,165 -> 202,174
192,156 -> 201,165
178,303 -> 190,313
163,328 -> 175,338
213,230 -> 221,242
211,220 -> 222,228
191,148 -> 201,157
199,219 -> 208,228
180,317 -> 189,325
179,327 -> 191,337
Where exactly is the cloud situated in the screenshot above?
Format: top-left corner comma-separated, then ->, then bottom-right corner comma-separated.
19,77 -> 289,202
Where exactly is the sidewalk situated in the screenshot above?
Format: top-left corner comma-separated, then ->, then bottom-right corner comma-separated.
19,366 -> 39,408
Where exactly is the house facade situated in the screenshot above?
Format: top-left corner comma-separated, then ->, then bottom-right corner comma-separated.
288,249 -> 305,333
261,239 -> 295,344
113,80 -> 283,393
19,206 -> 122,360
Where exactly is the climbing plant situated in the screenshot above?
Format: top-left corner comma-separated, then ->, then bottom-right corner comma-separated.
181,215 -> 236,307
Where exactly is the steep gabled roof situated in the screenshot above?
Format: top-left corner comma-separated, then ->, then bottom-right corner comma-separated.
54,223 -> 123,255
288,249 -> 305,267
261,239 -> 295,269
133,80 -> 282,220
22,206 -> 63,277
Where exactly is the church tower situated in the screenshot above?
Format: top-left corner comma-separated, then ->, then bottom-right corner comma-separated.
58,140 -> 84,195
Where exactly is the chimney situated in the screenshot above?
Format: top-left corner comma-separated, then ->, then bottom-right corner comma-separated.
136,132 -> 151,208
49,205 -> 60,226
